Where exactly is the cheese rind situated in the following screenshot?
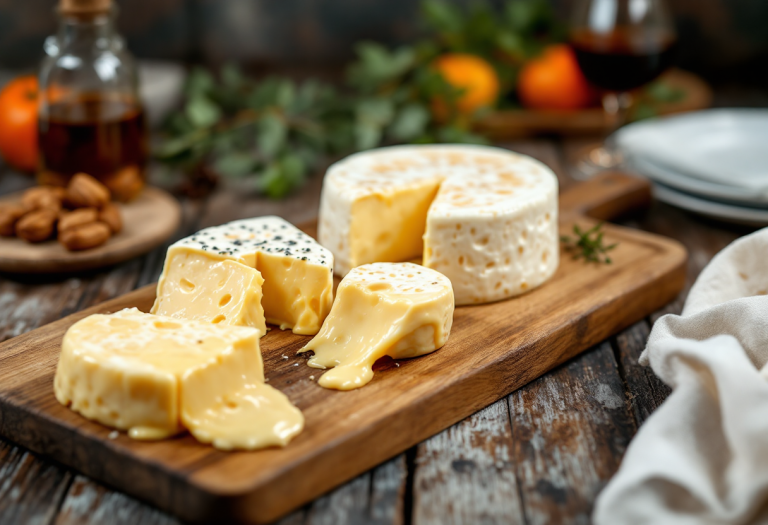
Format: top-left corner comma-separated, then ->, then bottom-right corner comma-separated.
153,216 -> 334,335
152,250 -> 267,334
301,263 -> 454,390
54,308 -> 303,449
318,145 -> 559,305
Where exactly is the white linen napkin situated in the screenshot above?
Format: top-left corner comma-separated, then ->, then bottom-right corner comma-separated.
594,227 -> 768,525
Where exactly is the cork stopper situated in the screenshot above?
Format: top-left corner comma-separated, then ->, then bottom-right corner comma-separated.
59,0 -> 111,15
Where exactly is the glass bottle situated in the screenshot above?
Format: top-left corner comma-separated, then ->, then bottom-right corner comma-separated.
38,0 -> 148,201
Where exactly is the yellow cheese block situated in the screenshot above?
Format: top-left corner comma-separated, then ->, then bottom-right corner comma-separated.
54,308 -> 304,450
301,263 -> 454,390
151,250 -> 267,334
153,216 -> 334,335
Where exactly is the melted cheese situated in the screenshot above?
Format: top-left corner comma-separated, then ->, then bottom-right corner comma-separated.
54,308 -> 303,450
318,145 -> 559,305
301,263 -> 454,390
152,251 -> 266,334
153,216 -> 334,335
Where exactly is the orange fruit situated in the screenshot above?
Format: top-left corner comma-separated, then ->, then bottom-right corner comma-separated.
0,76 -> 39,172
517,45 -> 593,110
433,53 -> 500,116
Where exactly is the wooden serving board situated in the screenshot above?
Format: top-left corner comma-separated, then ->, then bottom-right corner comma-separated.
0,186 -> 181,274
0,172 -> 686,524
477,69 -> 713,139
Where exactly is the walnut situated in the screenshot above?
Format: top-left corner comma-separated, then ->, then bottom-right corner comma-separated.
58,208 -> 98,234
98,203 -> 122,234
101,165 -> 143,202
59,221 -> 111,251
15,209 -> 57,242
0,202 -> 28,236
65,173 -> 110,208
21,186 -> 62,213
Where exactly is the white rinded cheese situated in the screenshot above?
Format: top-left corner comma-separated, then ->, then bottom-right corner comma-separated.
152,216 -> 334,335
301,263 -> 454,390
54,308 -> 304,450
318,145 -> 558,305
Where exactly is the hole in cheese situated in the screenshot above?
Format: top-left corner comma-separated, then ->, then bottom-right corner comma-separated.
180,278 -> 195,292
153,321 -> 182,330
212,315 -> 226,324
367,282 -> 392,292
219,294 -> 232,307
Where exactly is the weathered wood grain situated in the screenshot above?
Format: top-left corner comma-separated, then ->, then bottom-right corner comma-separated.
612,321 -> 671,426
412,400 -> 525,525
55,475 -> 181,525
509,342 -> 635,525
0,173 -> 686,523
304,455 -> 406,525
0,435 -> 72,524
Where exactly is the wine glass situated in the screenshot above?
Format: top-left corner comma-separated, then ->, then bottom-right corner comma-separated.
569,0 -> 677,176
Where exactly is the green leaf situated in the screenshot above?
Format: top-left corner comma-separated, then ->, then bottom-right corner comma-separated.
646,81 -> 685,103
348,42 -> 416,89
185,68 -> 215,97
388,103 -> 430,141
221,63 -> 243,90
422,0 -> 463,34
505,0 -> 536,32
257,112 -> 288,158
496,31 -> 526,59
153,129 -> 207,159
632,101 -> 658,122
355,97 -> 394,150
258,154 -> 307,198
185,95 -> 221,128
275,79 -> 296,109
214,152 -> 255,178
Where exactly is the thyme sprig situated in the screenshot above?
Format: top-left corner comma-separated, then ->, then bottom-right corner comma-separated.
560,222 -> 618,264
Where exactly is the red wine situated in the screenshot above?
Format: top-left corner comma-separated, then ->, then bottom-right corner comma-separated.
570,27 -> 676,92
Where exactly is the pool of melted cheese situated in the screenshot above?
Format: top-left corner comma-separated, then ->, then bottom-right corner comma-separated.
301,263 -> 454,390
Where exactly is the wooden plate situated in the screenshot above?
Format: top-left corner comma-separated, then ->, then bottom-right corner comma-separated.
477,69 -> 713,139
0,186 -> 181,274
0,173 -> 687,524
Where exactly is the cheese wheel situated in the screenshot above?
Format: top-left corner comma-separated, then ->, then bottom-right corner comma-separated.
318,144 -> 559,305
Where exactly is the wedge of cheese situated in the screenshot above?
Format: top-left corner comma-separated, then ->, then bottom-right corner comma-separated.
301,263 -> 454,390
318,145 -> 558,305
152,252 -> 267,334
152,216 -> 334,335
54,308 -> 304,450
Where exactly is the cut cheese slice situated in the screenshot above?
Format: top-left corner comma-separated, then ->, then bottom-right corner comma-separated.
301,263 -> 454,390
318,145 -> 559,305
152,251 -> 266,334
152,216 -> 334,335
54,308 -> 303,450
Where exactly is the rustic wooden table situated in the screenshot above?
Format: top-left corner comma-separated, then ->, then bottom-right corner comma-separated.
0,125 -> 760,524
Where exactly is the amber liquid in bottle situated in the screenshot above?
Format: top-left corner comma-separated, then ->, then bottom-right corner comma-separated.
38,94 -> 148,201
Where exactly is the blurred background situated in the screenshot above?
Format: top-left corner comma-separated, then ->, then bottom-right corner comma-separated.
0,0 -> 766,93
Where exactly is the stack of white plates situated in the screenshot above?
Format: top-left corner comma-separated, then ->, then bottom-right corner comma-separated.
616,108 -> 768,225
